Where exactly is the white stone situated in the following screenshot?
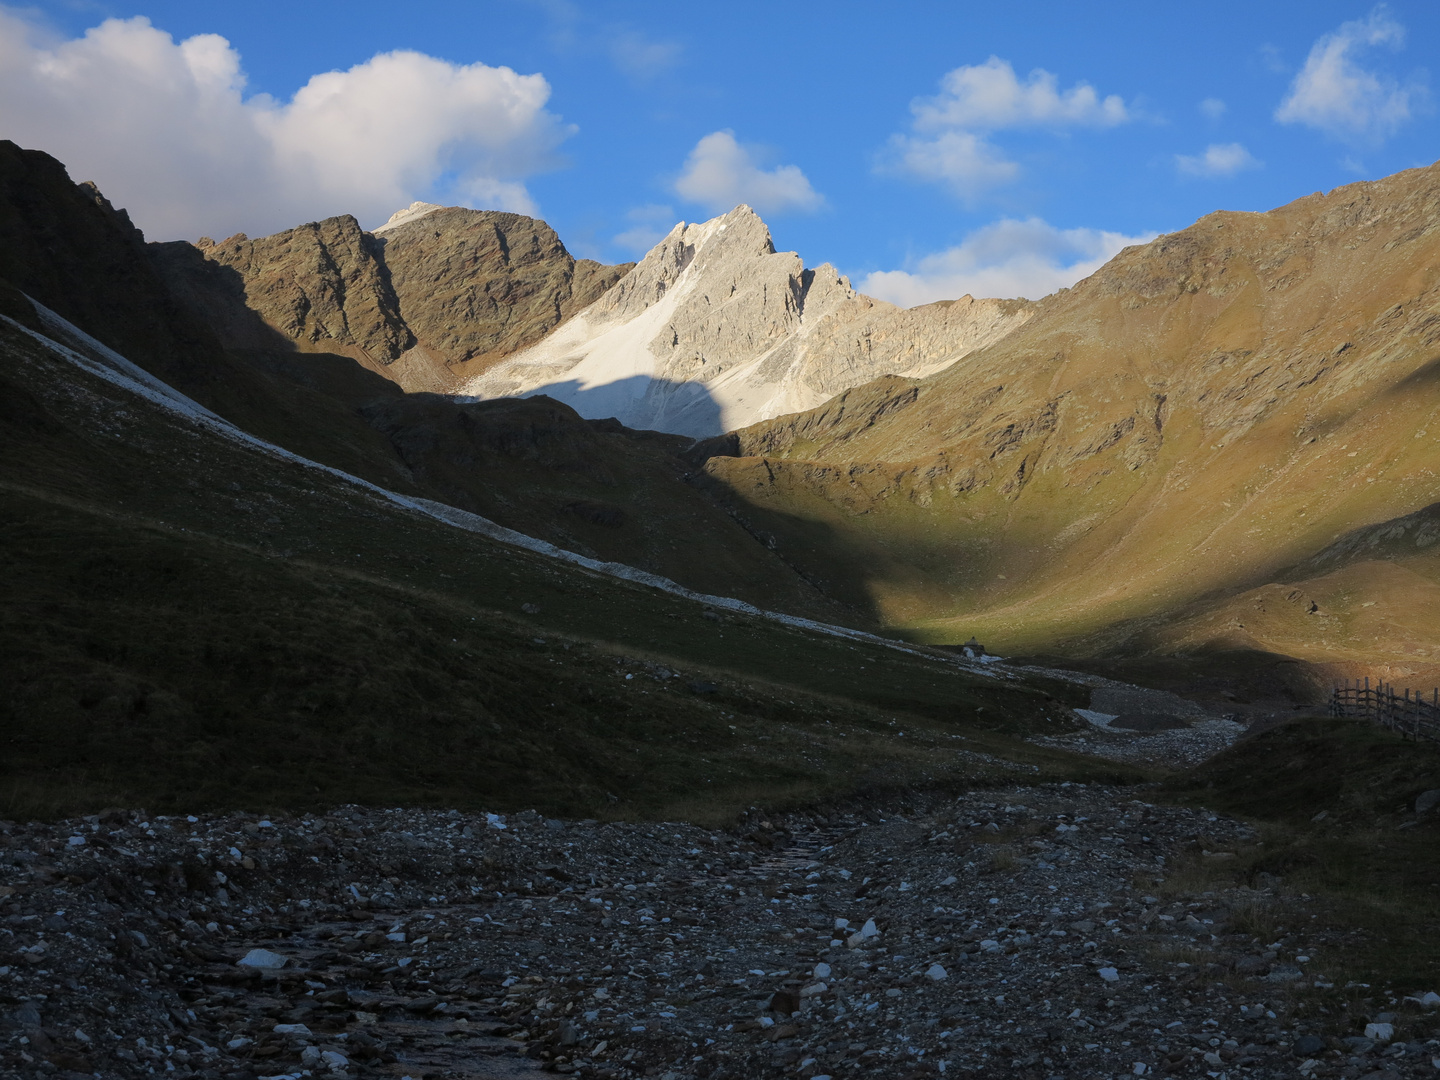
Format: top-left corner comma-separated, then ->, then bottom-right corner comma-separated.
272,1023 -> 312,1036
1420,992 -> 1440,1007
799,981 -> 827,997
1365,1022 -> 1394,1042
925,964 -> 948,981
386,931 -> 406,942
859,918 -> 880,938
237,949 -> 287,969
979,939 -> 1001,952
939,875 -> 958,886
320,1050 -> 349,1071
812,963 -> 832,979
1098,966 -> 1120,982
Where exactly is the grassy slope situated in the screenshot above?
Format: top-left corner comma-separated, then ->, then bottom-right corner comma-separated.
1160,718 -> 1440,992
1,319 -> 1136,822
699,164 -> 1440,674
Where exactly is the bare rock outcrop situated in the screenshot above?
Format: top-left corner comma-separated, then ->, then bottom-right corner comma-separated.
375,206 -> 630,385
463,205 -> 1032,437
157,215 -> 413,365
154,205 -> 632,393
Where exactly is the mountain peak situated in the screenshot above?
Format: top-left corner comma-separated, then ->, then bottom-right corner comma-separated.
373,201 -> 446,234
460,204 -> 1029,436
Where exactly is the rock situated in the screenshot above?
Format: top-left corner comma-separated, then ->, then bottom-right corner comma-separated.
236,948 -> 287,969
556,1020 -> 579,1046
1293,1034 -> 1326,1055
812,962 -> 831,979
273,1023 -> 312,1036
1098,967 -> 1120,983
1364,1022 -> 1394,1042
925,963 -> 948,981
846,918 -> 881,948
320,1049 -> 349,1071
1234,955 -> 1270,976
1419,991 -> 1440,1007
1416,789 -> 1440,814
768,991 -> 800,1016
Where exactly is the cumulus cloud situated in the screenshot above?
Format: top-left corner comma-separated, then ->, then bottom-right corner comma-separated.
613,203 -> 677,254
672,131 -> 824,216
882,131 -> 1019,202
1275,8 -> 1425,143
910,56 -> 1130,132
0,10 -> 572,239
1199,97 -> 1227,120
859,218 -> 1156,307
1175,142 -> 1261,178
881,57 -> 1132,200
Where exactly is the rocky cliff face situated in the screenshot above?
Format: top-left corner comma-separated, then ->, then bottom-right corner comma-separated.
0,140 -> 230,397
152,205 -> 632,393
156,216 -> 413,363
375,206 -> 629,389
695,162 -> 1440,669
462,206 -> 1033,437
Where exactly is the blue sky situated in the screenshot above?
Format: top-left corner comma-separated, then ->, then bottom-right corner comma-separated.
3,1 -> 1436,303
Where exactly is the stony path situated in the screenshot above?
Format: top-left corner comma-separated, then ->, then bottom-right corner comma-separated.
3,788 -> 1438,1080
1029,717 -> 1249,770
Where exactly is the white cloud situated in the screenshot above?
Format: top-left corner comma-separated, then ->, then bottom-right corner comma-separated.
1199,97 -> 1227,120
1175,142 -> 1261,177
672,131 -> 824,216
1275,8 -> 1423,143
882,131 -> 1019,202
859,217 -> 1156,306
882,57 -> 1131,200
0,10 -> 572,239
910,56 -> 1130,132
613,203 -> 676,254
608,31 -> 682,80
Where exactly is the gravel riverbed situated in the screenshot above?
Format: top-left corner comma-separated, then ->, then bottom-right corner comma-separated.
3,784 -> 1438,1080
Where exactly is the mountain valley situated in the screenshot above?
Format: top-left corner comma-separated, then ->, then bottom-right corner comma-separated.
3,138 -> 1440,1080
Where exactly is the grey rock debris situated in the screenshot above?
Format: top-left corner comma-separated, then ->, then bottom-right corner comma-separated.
1,789 -> 1436,1079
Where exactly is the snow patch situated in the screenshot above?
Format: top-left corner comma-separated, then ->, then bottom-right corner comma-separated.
7,300 -> 1015,683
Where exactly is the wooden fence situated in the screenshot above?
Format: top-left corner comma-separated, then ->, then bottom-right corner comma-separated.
1330,677 -> 1440,742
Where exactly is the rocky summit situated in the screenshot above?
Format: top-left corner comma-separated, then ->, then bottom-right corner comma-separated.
462,206 -> 1032,438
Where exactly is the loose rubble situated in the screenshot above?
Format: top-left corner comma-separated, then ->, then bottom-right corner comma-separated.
4,788 -> 1439,1080
1032,715 -> 1248,769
